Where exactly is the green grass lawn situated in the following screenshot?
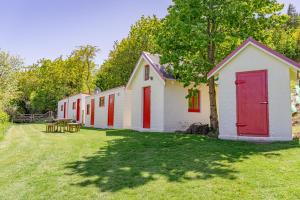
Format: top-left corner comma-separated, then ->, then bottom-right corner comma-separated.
0,122 -> 10,141
0,124 -> 300,200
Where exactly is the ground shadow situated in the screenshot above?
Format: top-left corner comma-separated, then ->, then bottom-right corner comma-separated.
65,130 -> 299,192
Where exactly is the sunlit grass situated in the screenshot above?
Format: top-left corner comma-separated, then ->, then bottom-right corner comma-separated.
0,122 -> 10,141
0,124 -> 299,200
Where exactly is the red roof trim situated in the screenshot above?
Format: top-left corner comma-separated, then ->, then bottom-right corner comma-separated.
207,37 -> 300,78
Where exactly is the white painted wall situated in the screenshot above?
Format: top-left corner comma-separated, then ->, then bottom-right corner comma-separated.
57,99 -> 67,119
83,87 -> 129,129
57,93 -> 89,123
123,90 -> 132,129
127,59 -> 165,132
163,80 -> 212,132
84,95 -> 92,127
217,44 -> 292,141
67,94 -> 89,123
95,87 -> 127,129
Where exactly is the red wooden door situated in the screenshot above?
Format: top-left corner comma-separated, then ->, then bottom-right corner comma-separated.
236,70 -> 269,136
91,99 -> 95,126
63,102 -> 67,119
107,94 -> 115,126
143,87 -> 151,128
76,98 -> 80,122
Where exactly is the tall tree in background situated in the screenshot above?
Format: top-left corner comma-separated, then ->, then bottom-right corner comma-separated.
95,16 -> 161,90
70,45 -> 98,94
287,3 -> 299,28
157,0 -> 287,130
16,45 -> 98,113
0,51 -> 22,114
269,4 -> 300,62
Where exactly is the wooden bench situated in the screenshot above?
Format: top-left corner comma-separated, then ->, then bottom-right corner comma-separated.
67,123 -> 80,133
46,123 -> 57,133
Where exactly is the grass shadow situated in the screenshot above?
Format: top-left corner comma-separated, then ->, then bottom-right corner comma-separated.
65,130 -> 299,192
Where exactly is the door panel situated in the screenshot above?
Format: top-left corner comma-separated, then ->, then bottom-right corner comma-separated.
91,99 -> 95,126
107,94 -> 115,126
236,70 -> 269,136
63,102 -> 67,119
143,87 -> 151,129
76,99 -> 80,122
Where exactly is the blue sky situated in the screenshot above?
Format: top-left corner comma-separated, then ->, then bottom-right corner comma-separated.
0,0 -> 299,66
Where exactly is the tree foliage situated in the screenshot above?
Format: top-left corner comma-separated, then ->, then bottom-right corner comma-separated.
157,0 -> 287,129
95,16 -> 161,90
287,3 -> 300,28
17,45 -> 98,113
0,51 -> 23,115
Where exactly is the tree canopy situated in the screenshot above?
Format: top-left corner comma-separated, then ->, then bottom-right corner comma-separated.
95,16 -> 161,91
16,45 -> 98,114
156,0 -> 288,129
0,51 -> 23,117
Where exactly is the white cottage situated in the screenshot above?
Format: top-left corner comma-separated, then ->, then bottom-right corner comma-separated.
208,37 -> 300,141
57,93 -> 90,123
126,52 -> 212,132
84,86 -> 131,129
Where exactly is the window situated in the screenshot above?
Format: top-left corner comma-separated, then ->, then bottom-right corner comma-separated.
72,102 -> 76,110
86,104 -> 90,115
144,65 -> 150,81
99,96 -> 105,107
188,90 -> 200,112
61,105 -> 63,111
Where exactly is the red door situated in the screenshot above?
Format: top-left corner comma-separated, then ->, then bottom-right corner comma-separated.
143,87 -> 151,128
91,99 -> 95,126
107,94 -> 115,126
76,98 -> 80,122
236,70 -> 269,136
63,102 -> 67,119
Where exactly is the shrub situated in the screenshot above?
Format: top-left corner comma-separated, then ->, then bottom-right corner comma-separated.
0,111 -> 10,140
0,111 -> 9,123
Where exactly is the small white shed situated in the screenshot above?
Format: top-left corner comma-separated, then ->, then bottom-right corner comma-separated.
57,93 -> 90,123
208,37 -> 300,141
126,52 -> 212,132
84,86 -> 131,129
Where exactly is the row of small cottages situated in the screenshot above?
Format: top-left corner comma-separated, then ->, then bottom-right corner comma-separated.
58,38 -> 300,141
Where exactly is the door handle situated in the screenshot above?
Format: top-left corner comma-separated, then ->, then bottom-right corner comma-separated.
259,101 -> 268,104
236,123 -> 247,127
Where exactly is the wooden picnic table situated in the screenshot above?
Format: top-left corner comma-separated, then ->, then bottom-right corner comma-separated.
54,119 -> 72,132
66,123 -> 81,133
46,119 -> 81,133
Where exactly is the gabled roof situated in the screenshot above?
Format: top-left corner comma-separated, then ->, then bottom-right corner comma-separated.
126,52 -> 174,88
143,52 -> 175,80
207,37 -> 300,79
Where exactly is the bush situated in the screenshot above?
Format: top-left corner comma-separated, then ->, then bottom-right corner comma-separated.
0,111 -> 10,141
0,111 -> 9,123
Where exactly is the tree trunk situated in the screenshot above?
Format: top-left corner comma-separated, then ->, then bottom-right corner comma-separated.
207,17 -> 219,131
86,58 -> 91,94
208,77 -> 219,130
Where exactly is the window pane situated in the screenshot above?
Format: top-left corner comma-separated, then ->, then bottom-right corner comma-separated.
194,91 -> 199,109
188,89 -> 200,112
188,96 -> 193,109
99,97 -> 105,107
145,65 -> 149,80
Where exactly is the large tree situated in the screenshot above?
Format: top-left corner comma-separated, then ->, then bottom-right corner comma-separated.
17,45 -> 99,113
268,4 -> 300,64
0,51 -> 22,113
95,16 -> 161,90
157,0 -> 287,130
287,3 -> 299,28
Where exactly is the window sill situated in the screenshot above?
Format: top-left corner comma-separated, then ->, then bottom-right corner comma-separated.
188,109 -> 200,113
